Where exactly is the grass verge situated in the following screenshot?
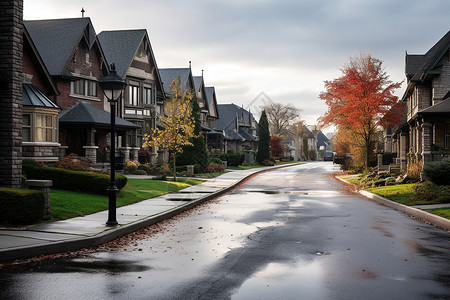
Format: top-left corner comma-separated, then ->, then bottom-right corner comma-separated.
50,178 -> 203,220
426,208 -> 450,219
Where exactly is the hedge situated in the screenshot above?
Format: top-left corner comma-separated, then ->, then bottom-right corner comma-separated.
0,188 -> 44,224
23,164 -> 127,195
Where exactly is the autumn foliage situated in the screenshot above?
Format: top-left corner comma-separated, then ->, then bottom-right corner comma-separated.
269,135 -> 284,158
143,77 -> 197,180
319,53 -> 402,169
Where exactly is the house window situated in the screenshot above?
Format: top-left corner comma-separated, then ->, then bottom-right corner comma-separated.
144,86 -> 152,105
128,81 -> 140,106
23,114 -> 31,142
36,114 -> 54,142
446,123 -> 450,149
70,79 -> 97,97
22,112 -> 58,143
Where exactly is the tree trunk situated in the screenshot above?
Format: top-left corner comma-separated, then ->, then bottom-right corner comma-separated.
173,154 -> 177,181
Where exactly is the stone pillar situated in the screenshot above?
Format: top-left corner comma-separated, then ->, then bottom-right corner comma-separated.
399,133 -> 407,172
130,147 -> 140,162
83,145 -> 98,163
118,146 -> 131,161
58,145 -> 68,159
421,122 -> 432,164
0,0 -> 23,188
25,179 -> 52,219
377,153 -> 383,167
186,165 -> 194,177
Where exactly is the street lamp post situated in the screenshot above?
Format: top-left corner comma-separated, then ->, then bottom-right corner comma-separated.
99,64 -> 127,226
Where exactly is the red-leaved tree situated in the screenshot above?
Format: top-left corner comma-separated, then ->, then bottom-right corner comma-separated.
270,135 -> 284,158
318,53 -> 403,169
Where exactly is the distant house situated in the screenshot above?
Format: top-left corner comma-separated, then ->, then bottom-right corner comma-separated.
396,30 -> 450,169
216,104 -> 258,156
193,75 -> 209,125
25,17 -> 138,165
204,86 -> 223,151
98,29 -> 165,163
298,125 -> 316,160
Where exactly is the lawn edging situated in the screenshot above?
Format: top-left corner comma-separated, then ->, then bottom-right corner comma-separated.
335,176 -> 450,231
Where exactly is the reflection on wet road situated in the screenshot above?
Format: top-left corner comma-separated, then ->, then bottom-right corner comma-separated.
1,162 -> 449,299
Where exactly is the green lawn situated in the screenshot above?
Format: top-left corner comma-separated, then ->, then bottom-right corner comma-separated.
366,184 -> 418,205
426,208 -> 450,219
50,178 -> 203,220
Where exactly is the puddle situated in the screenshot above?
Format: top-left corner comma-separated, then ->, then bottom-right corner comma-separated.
232,261 -> 325,300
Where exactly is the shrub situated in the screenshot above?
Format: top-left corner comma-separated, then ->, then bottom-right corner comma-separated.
422,159 -> 450,185
125,160 -> 140,174
210,158 -> 223,165
262,159 -> 275,166
220,153 -> 244,166
413,181 -> 450,203
205,163 -> 225,173
57,153 -> 91,171
137,164 -> 150,172
23,164 -> 127,195
160,164 -> 171,175
407,160 -> 423,182
0,188 -> 44,224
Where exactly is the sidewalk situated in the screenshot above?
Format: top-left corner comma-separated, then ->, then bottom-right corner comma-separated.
0,165 -> 291,263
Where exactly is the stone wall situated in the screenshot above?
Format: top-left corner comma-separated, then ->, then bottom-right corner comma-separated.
0,0 -> 23,188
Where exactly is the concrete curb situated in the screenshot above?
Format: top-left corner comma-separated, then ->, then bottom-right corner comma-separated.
0,163 -> 300,263
335,176 -> 450,231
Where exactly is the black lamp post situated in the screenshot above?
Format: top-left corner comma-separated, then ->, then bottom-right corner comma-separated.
99,64 -> 127,226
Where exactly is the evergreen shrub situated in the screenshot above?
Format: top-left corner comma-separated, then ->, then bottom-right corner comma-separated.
0,188 -> 44,224
23,165 -> 127,195
422,159 -> 450,185
220,153 -> 244,166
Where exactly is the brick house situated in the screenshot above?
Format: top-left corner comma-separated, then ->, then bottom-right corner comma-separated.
394,30 -> 450,169
98,29 -> 166,164
24,17 -> 138,164
22,25 -> 60,162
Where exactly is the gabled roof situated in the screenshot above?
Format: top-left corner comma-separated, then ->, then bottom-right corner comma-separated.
193,76 -> 203,93
59,101 -> 139,129
23,26 -> 58,95
216,104 -> 256,130
405,30 -> 450,82
24,18 -> 100,77
205,87 -> 219,119
418,98 -> 450,115
159,68 -> 193,95
316,131 -> 330,148
300,125 -> 314,138
192,75 -> 209,111
22,83 -> 60,108
98,29 -> 146,79
217,104 -> 257,142
98,29 -> 165,98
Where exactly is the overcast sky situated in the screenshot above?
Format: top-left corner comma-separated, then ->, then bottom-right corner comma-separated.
23,0 -> 450,131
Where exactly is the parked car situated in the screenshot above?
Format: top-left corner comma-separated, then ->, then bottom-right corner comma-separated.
323,152 -> 334,161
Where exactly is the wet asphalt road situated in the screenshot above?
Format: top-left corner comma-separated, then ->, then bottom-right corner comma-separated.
1,162 -> 449,300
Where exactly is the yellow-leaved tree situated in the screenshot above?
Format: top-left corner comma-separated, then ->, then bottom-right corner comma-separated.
143,76 -> 197,181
